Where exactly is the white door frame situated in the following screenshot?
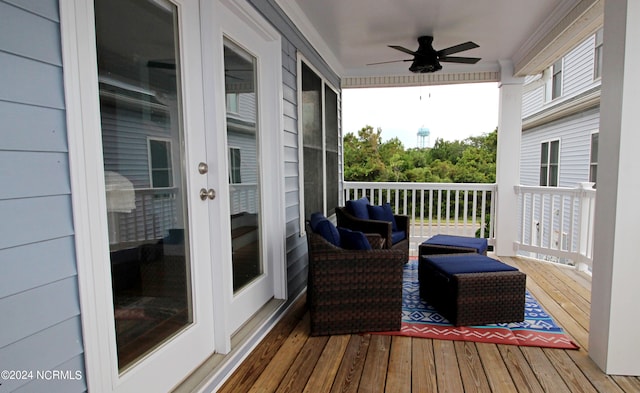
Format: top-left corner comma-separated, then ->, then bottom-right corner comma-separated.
61,0 -> 216,391
200,0 -> 286,352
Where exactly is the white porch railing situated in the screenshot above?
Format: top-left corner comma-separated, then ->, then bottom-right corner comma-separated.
343,182 -> 497,255
514,183 -> 596,270
343,181 -> 596,269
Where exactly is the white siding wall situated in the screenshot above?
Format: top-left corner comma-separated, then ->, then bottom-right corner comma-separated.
522,33 -> 599,118
0,1 -> 86,392
520,108 -> 600,187
563,35 -> 597,97
522,84 -> 545,118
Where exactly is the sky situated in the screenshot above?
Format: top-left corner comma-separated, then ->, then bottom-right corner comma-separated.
342,82 -> 499,149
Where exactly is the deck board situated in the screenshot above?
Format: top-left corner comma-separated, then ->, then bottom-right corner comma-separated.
216,256 -> 640,393
496,344 -> 545,393
385,336 -> 412,393
455,341 -> 491,393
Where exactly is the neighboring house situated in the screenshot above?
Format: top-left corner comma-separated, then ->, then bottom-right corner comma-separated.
520,29 -> 602,188
518,30 -> 602,262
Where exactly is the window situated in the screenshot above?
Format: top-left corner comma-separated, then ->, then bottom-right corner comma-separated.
229,147 -> 242,184
540,140 -> 560,186
589,133 -> 598,186
299,60 -> 339,222
324,85 -> 339,216
148,138 -> 173,188
551,59 -> 563,99
226,92 -> 239,114
594,29 -> 604,80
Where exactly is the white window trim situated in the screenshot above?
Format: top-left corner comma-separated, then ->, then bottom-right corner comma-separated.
593,29 -> 604,81
540,138 -> 561,187
551,59 -> 563,100
296,55 -> 340,235
228,146 -> 242,184
147,137 -> 174,188
226,92 -> 241,115
589,130 -> 599,185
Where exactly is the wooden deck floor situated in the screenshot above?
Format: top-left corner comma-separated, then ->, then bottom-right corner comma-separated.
217,256 -> 640,393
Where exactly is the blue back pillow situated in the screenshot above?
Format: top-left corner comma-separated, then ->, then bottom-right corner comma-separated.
309,212 -> 341,247
345,197 -> 370,219
367,203 -> 398,231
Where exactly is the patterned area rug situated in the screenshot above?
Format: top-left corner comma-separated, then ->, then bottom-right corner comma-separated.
382,259 -> 579,349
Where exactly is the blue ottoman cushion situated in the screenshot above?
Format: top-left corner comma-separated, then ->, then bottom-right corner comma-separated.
424,234 -> 488,254
426,253 -> 517,275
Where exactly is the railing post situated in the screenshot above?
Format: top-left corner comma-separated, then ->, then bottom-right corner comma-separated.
577,182 -> 595,272
495,61 -> 523,256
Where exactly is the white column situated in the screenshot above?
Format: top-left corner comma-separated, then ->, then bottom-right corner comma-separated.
494,60 -> 524,256
589,0 -> 640,376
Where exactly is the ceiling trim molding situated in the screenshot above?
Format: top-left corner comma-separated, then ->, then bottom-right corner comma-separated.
342,71 -> 500,89
514,0 -> 603,76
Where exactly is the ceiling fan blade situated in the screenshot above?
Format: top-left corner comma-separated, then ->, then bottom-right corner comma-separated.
437,41 -> 479,57
366,59 -> 413,66
439,56 -> 481,64
388,45 -> 418,57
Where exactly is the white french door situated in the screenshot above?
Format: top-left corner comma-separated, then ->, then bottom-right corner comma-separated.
66,0 -> 284,391
68,0 -> 217,391
201,1 -> 285,337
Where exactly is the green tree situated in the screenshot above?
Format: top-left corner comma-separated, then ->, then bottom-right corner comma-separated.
344,126 -> 498,184
343,125 -> 386,181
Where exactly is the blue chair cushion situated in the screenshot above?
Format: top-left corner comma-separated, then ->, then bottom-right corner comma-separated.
391,230 -> 406,245
338,227 -> 372,250
425,254 -> 517,275
309,212 -> 341,247
367,203 -> 398,231
345,197 -> 370,219
424,234 -> 488,254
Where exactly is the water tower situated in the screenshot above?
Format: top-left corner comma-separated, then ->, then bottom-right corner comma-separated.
417,127 -> 430,149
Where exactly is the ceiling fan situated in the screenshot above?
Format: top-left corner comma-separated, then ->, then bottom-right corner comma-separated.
369,36 -> 481,73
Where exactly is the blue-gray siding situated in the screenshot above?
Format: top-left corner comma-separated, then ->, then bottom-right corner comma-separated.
0,1 -> 86,393
249,0 -> 341,298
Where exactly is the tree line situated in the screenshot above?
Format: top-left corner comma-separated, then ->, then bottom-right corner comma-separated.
343,125 -> 497,183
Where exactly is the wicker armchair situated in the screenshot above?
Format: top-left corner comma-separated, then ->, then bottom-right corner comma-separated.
306,222 -> 405,336
335,206 -> 410,259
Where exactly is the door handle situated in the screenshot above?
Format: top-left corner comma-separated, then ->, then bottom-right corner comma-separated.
200,188 -> 216,201
198,162 -> 208,174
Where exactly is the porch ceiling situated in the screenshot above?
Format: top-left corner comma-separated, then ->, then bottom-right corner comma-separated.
276,0 -> 603,87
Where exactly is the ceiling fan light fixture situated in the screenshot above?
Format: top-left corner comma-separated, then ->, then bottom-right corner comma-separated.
374,36 -> 480,73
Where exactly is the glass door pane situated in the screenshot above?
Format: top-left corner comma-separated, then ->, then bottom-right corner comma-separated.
95,0 -> 192,371
223,40 -> 263,293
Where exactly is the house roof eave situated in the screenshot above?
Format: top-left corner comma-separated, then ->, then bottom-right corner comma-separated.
514,0 -> 603,77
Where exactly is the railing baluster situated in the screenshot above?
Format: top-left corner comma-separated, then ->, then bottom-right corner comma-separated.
480,190 -> 487,239
419,189 -> 425,238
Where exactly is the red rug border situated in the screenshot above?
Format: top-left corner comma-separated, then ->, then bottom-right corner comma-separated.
378,324 -> 579,349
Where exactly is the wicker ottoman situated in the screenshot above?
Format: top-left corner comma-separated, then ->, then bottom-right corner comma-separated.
419,253 -> 526,326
